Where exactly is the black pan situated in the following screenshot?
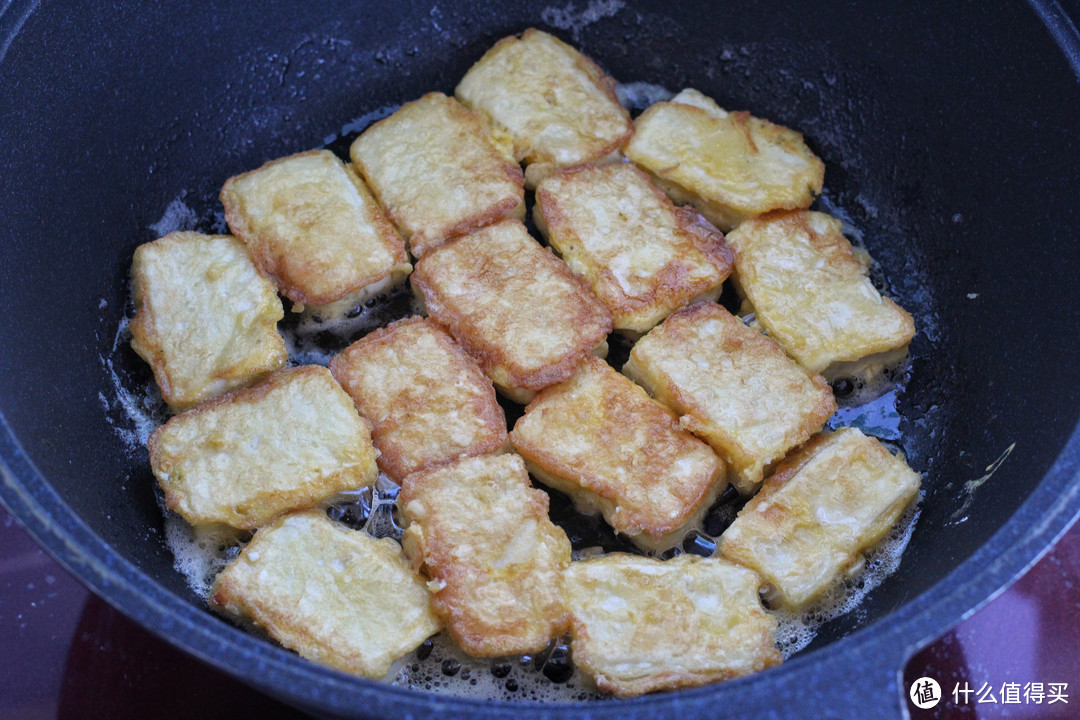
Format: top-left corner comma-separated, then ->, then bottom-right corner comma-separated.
2,1 -> 1080,718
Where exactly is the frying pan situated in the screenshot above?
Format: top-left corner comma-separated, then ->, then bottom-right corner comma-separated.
2,1 -> 1080,718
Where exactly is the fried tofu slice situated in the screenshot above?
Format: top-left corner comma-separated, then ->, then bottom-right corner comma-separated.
455,28 -> 633,188
398,454 -> 571,657
726,210 -> 916,377
625,89 -> 824,232
564,553 -> 781,697
350,92 -> 525,258
623,302 -> 836,495
221,149 -> 411,312
210,510 -> 440,679
411,219 -> 612,403
509,356 -> 725,550
149,365 -> 378,530
329,316 -> 508,483
129,231 -> 287,411
720,427 -> 921,610
534,162 -> 734,336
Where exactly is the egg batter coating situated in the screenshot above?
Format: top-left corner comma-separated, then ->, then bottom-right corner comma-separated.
129,231 -> 286,411
398,454 -> 571,657
623,302 -> 835,495
210,510 -> 440,679
509,356 -> 725,550
625,88 -> 824,231
221,149 -> 411,311
534,162 -> 734,336
455,28 -> 633,188
564,553 -> 782,697
411,219 -> 612,403
149,365 -> 378,530
726,210 -> 916,376
350,92 -> 525,258
720,427 -> 921,610
329,316 -> 508,483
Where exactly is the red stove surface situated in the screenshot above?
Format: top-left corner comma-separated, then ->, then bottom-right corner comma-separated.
1,504 -> 1078,720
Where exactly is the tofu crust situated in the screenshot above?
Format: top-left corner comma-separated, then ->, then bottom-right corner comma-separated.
411,219 -> 613,401
535,162 -> 734,335
129,231 -> 287,411
398,454 -> 571,657
564,553 -> 782,697
329,316 -> 508,483
210,510 -> 440,679
625,89 -> 824,231
221,149 -> 411,306
623,302 -> 836,494
455,28 -> 633,188
148,365 -> 378,529
726,210 -> 916,374
350,92 -> 525,258
720,427 -> 921,610
509,356 -> 725,548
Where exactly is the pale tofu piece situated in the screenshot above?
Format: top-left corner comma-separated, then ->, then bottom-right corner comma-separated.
210,510 -> 440,679
625,88 -> 824,232
534,162 -> 734,336
329,316 -> 508,483
509,356 -> 725,550
726,210 -> 916,376
455,28 -> 633,188
564,553 -> 781,697
623,302 -> 836,495
221,149 -> 411,310
350,92 -> 525,258
411,219 -> 612,403
398,453 -> 571,657
129,231 -> 287,411
720,427 -> 921,610
149,365 -> 378,530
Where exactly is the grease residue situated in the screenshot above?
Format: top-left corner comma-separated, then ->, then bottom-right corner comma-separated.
541,1 -> 625,41
99,316 -> 167,452
948,444 -> 1015,525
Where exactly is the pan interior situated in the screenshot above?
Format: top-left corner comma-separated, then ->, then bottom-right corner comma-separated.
2,0 -> 1080,714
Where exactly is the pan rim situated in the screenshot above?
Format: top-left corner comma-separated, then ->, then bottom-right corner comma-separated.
1,0 -> 1080,716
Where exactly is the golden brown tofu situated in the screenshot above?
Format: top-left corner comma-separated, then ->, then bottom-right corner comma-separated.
509,356 -> 725,550
221,149 -> 411,309
625,89 -> 824,231
534,162 -> 734,336
398,454 -> 571,657
149,365 -> 378,530
726,210 -> 916,375
411,219 -> 613,403
455,28 -> 633,188
720,427 -> 921,610
564,553 -> 781,697
329,316 -> 508,483
350,92 -> 525,258
210,510 -> 440,679
623,302 -> 835,495
129,231 -> 287,411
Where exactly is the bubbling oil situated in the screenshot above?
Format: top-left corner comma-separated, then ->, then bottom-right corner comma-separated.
99,81 -> 929,704
772,497 -> 922,659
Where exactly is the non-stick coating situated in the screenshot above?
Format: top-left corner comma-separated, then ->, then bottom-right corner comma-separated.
2,1 -> 1080,718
